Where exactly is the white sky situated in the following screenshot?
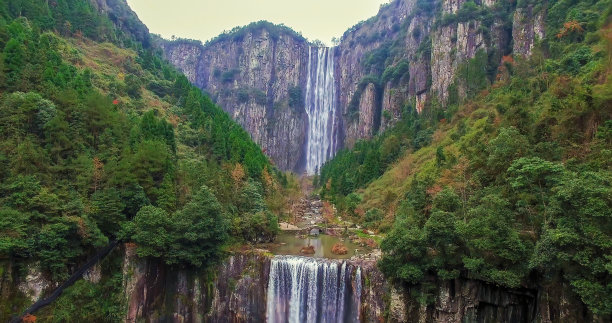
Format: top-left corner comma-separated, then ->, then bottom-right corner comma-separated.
126,0 -> 390,45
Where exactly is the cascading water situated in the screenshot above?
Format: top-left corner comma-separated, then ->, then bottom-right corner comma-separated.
304,47 -> 338,175
266,256 -> 362,323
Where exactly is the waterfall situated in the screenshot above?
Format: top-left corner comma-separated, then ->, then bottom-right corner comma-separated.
266,256 -> 361,323
305,47 -> 338,175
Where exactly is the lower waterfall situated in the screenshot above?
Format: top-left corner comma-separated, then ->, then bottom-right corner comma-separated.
266,256 -> 362,323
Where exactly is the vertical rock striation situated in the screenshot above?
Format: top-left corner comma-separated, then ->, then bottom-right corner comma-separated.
119,250 -> 595,323
161,0 -> 548,161
162,28 -> 309,172
512,4 -> 546,57
122,248 -> 271,323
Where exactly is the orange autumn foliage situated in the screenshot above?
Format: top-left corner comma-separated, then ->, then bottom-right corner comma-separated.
231,163 -> 245,187
556,20 -> 584,38
501,55 -> 514,65
261,167 -> 277,192
322,201 -> 335,222
92,156 -> 104,192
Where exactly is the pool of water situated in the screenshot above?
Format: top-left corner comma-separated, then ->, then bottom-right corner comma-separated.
264,232 -> 370,259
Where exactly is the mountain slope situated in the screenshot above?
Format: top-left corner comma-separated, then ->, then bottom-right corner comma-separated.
0,1 -> 291,320
318,0 -> 612,319
160,0 -> 559,174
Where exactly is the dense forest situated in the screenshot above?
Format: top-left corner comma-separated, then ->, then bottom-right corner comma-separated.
1,0 -> 612,321
319,0 -> 612,316
0,0 -> 292,320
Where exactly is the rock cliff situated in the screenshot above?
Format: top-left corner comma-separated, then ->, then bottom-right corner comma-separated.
0,248 -> 596,322
91,0 -> 151,47
120,251 -> 595,323
162,26 -> 309,171
122,246 -> 270,323
161,0 -> 547,170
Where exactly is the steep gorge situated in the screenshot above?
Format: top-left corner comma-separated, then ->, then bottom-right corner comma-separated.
161,0 -> 545,172
1,0 -> 609,321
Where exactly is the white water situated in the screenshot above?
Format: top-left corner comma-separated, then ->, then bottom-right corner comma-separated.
266,256 -> 361,323
304,47 -> 338,175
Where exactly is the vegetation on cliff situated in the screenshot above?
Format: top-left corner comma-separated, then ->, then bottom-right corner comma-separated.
0,0 -> 289,319
319,0 -> 612,316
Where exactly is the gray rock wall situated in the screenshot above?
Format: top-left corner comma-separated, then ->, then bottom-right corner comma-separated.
163,30 -> 309,172
161,0 -> 547,161
121,250 -> 597,323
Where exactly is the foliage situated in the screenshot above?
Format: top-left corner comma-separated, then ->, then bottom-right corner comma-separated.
231,180 -> 279,243
288,85 -> 303,108
321,0 -> 612,316
35,251 -> 126,322
204,20 -> 306,47
121,186 -> 230,267
320,104 -> 444,204
0,0 -> 286,299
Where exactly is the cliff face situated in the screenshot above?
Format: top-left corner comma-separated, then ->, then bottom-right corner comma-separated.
337,0 -> 545,143
335,0 -> 413,144
122,247 -> 270,323
162,29 -> 309,171
0,250 -> 594,322
120,252 -> 594,323
161,0 -> 548,166
122,251 -> 373,323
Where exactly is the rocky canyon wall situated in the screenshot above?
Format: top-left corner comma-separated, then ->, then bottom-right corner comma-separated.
161,0 -> 547,169
0,248 -> 596,322
162,29 -> 310,172
121,251 -> 593,323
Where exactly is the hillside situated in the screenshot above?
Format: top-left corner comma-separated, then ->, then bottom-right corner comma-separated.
0,0 -> 294,321
318,0 -> 612,319
0,0 -> 611,321
160,0 -> 578,176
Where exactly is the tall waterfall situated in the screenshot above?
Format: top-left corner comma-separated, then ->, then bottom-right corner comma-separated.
305,47 -> 338,175
266,256 -> 361,323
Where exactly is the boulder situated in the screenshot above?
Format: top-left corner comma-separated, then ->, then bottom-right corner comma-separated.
331,243 -> 348,255
300,245 -> 315,254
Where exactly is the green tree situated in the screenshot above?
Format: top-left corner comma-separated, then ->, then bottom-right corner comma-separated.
0,208 -> 31,257
486,127 -> 530,176
125,74 -> 142,98
3,38 -> 25,89
530,171 -> 612,315
155,175 -> 177,212
122,205 -> 173,259
457,194 -> 530,287
90,188 -> 125,237
167,185 -> 229,266
36,221 -> 85,280
379,203 -> 429,283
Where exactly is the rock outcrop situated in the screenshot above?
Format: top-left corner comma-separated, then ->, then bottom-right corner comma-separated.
90,0 -> 151,47
0,248 -> 595,322
512,4 -> 546,57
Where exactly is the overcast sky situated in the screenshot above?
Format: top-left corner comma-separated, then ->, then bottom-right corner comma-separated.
126,0 -> 390,45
